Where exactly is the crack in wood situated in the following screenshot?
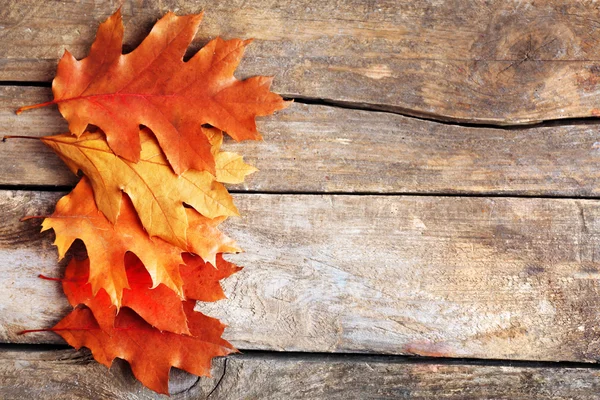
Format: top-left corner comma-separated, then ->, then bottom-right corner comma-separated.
206,358 -> 227,399
288,95 -> 600,130
2,81 -> 600,129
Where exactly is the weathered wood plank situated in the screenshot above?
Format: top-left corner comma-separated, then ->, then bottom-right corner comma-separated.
0,347 -> 220,399
1,349 -> 600,399
3,191 -> 600,362
2,1 -> 600,123
4,86 -> 600,196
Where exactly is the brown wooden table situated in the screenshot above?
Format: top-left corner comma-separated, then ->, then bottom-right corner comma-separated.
3,1 -> 600,398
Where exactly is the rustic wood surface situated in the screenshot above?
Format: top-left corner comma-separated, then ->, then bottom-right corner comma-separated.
3,0 -> 600,397
4,190 -> 600,364
5,87 -> 600,196
3,0 -> 600,124
2,348 -> 600,400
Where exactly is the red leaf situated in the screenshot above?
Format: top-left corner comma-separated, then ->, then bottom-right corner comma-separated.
23,9 -> 288,175
62,255 -> 190,335
53,302 -> 235,394
181,253 -> 243,302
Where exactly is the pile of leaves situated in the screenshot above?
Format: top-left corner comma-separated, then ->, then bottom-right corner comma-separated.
16,9 -> 286,394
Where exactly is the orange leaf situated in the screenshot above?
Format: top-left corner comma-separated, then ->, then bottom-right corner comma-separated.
53,302 -> 235,394
181,253 -> 243,302
41,129 -> 238,249
62,255 -> 190,335
42,177 -> 185,306
24,9 -> 288,175
186,212 -> 240,267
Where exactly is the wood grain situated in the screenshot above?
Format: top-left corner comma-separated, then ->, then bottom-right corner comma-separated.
5,87 -> 600,196
1,349 -> 600,399
4,191 -> 600,363
2,1 -> 600,124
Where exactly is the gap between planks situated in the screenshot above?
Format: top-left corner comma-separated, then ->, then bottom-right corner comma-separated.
3,344 -> 600,371
7,184 -> 600,203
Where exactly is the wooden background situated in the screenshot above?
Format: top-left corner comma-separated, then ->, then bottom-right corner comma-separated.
3,0 -> 600,398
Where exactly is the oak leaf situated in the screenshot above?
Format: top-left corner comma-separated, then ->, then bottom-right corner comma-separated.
42,177 -> 184,306
60,253 -> 241,334
216,152 -> 259,184
61,255 -> 190,335
42,128 -> 238,248
186,211 -> 240,267
206,128 -> 259,184
52,302 -> 235,394
181,253 -> 242,302
20,9 -> 288,175
43,177 -> 239,304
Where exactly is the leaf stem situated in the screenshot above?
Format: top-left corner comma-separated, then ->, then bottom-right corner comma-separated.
38,274 -> 61,282
20,327 -> 97,334
18,328 -> 53,335
16,100 -> 57,115
2,135 -> 42,142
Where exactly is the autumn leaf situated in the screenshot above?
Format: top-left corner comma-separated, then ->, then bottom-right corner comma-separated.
18,9 -> 288,175
186,210 -> 240,267
206,128 -> 258,184
59,253 -> 241,335
42,177 -> 239,304
216,152 -> 258,184
52,302 -> 236,394
181,253 -> 242,302
42,128 -> 238,249
42,177 -> 185,305
61,255 -> 190,335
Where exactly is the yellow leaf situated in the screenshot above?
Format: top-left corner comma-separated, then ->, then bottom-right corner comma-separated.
215,152 -> 258,184
42,129 -> 239,249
